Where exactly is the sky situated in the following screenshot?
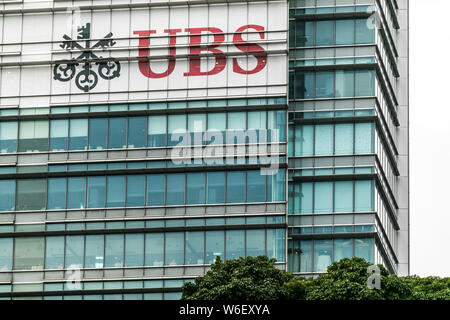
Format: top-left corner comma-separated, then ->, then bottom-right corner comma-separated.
410,0 -> 450,277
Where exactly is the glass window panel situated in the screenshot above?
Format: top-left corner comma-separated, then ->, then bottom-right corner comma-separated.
186,172 -> 205,205
128,117 -> 146,148
315,72 -> 334,98
168,114 -> 186,147
248,111 -> 266,143
65,235 -> 84,268
165,232 -> 184,266
334,181 -> 353,212
0,122 -> 18,153
14,237 -> 45,270
246,230 -> 265,257
0,238 -> 13,271
126,175 -> 145,207
147,174 -> 165,206
88,118 -> 107,150
295,182 -> 313,214
0,180 -> 15,211
355,238 -> 374,263
125,234 -> 144,267
294,125 -> 314,156
145,233 -> 164,267
206,113 -> 226,145
69,119 -> 88,151
225,230 -> 244,261
205,231 -> 224,264
268,111 -> 286,143
106,176 -> 125,208
166,174 -> 185,205
300,240 -> 313,273
148,115 -> 167,147
188,114 -> 206,145
45,236 -> 64,269
356,18 -> 374,44
335,123 -> 354,155
335,71 -> 354,98
315,124 -> 333,155
226,171 -> 245,203
295,21 -> 314,47
316,20 -> 334,46
314,240 -> 332,272
108,117 -> 127,149
227,112 -> 246,145
185,232 -> 204,265
47,178 -> 66,210
67,177 -> 86,209
266,229 -> 285,262
87,176 -> 105,208
336,19 -> 354,45
50,120 -> 68,151
85,235 -> 104,269
18,120 -> 49,152
206,172 -> 225,204
16,179 -> 46,211
105,234 -> 124,268
334,239 -> 353,262
355,122 -> 374,154
267,169 -> 286,202
314,182 -> 333,213
355,70 -> 375,96
355,180 -> 374,212
247,171 -> 265,203
294,72 -> 314,99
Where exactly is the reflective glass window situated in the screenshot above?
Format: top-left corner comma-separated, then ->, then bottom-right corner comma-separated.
65,235 -> 84,268
14,237 -> 45,270
18,120 -> 49,152
186,173 -> 205,205
45,236 -> 65,269
0,238 -> 13,271
145,233 -> 164,267
226,171 -> 245,203
314,240 -> 332,272
205,231 -> 224,264
125,234 -> 144,267
165,232 -> 184,266
0,180 -> 15,211
148,115 -> 166,147
166,174 -> 185,205
147,174 -> 165,206
126,175 -> 145,207
108,117 -> 127,149
128,117 -> 146,148
105,234 -> 124,268
88,118 -> 107,150
0,122 -> 17,153
47,178 -> 66,210
50,120 -> 68,151
334,181 -> 353,212
314,182 -> 333,213
185,232 -> 204,265
247,171 -> 265,203
246,230 -> 265,257
106,176 -> 125,208
69,119 -> 88,151
16,179 -> 46,211
67,177 -> 86,209
85,235 -> 104,269
225,230 -> 244,261
206,172 -> 225,204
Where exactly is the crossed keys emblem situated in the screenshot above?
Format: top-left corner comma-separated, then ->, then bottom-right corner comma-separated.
53,23 -> 121,92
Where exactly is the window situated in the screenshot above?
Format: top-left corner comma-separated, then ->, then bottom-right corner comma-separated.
267,229 -> 285,262
14,237 -> 45,270
65,235 -> 84,268
0,238 -> 13,271
166,174 -> 185,205
85,235 -> 104,268
315,124 -> 333,156
300,240 -> 312,273
87,176 -> 105,208
67,177 -> 86,209
126,175 -> 145,207
50,120 -> 68,151
227,112 -> 246,144
186,173 -> 205,205
334,239 -> 353,262
185,232 -> 204,265
248,111 -> 266,143
205,231 -> 224,264
128,117 -> 146,148
16,179 -> 46,211
69,119 -> 88,151
88,118 -> 107,150
314,240 -> 332,272
267,170 -> 286,202
0,180 -> 15,211
225,230 -> 244,260
335,123 -> 354,155
147,174 -> 165,206
47,178 -> 66,210
355,238 -> 374,263
45,236 -> 64,269
356,18 -> 374,44
145,233 -> 164,267
294,182 -> 313,214
226,171 -> 245,203
108,117 -> 126,149
105,234 -> 124,268
355,70 -> 375,96
165,232 -> 184,266
316,72 -> 334,98
334,181 -> 353,213
336,19 -> 354,45
268,111 -> 287,143
18,120 -> 49,152
355,180 -> 374,212
206,172 -> 225,204
314,182 -> 333,213
247,171 -> 265,203
246,230 -> 265,257
207,113 -> 226,145
106,176 -> 125,208
355,122 -> 374,154
316,20 -> 334,46
125,234 -> 144,267
168,115 -> 186,147
294,72 -> 314,99
294,124 -> 313,156
0,122 -> 17,153
335,71 -> 354,98
188,114 -> 206,145
148,115 -> 166,147
294,20 -> 314,47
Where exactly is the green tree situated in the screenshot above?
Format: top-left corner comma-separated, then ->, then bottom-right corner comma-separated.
181,256 -> 293,300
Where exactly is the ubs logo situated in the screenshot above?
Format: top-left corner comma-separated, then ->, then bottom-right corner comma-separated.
53,23 -> 121,92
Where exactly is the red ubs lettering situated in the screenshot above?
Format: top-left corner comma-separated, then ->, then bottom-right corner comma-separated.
133,25 -> 267,78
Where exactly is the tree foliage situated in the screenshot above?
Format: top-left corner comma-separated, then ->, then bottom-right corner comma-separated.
182,256 -> 450,300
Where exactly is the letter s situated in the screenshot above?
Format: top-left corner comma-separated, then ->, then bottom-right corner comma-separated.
232,25 -> 267,75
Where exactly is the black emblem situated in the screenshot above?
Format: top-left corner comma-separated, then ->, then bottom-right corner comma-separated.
53,23 -> 121,92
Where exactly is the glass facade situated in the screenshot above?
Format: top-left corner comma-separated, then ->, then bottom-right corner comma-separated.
0,0 -> 409,300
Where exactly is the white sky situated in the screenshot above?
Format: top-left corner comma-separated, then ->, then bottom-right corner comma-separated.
410,0 -> 450,277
